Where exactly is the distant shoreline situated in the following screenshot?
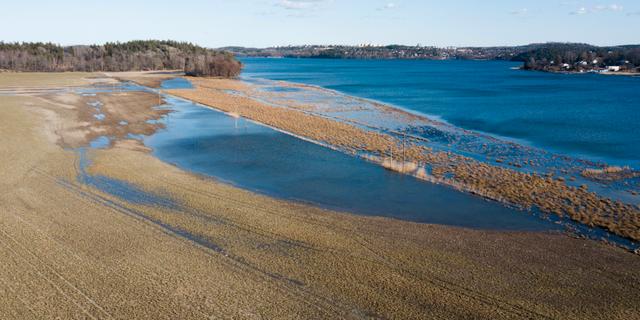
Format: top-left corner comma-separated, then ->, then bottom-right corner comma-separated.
517,66 -> 640,77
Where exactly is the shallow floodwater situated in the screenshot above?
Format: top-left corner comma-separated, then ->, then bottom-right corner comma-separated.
161,77 -> 193,89
144,95 -> 557,231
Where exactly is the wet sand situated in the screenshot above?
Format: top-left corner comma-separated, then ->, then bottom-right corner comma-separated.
1,72 -> 639,319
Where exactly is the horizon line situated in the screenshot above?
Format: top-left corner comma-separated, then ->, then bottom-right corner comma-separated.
2,39 -> 640,49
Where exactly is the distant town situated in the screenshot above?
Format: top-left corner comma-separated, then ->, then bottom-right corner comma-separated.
222,43 -> 640,74
222,44 -> 528,60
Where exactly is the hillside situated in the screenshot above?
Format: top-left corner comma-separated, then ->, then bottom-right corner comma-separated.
220,44 -> 548,60
0,40 -> 242,77
512,43 -> 640,73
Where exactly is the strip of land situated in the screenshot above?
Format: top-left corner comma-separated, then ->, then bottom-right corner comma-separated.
1,72 -> 639,319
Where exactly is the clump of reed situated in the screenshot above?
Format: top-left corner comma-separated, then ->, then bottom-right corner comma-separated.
581,166 -> 639,182
582,166 -> 627,176
381,158 -> 418,174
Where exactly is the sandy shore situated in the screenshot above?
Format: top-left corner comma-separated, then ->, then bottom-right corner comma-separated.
1,72 -> 639,319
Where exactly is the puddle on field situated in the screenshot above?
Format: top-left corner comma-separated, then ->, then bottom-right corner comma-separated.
161,77 -> 194,89
77,141 -> 177,208
68,81 -> 184,210
89,136 -> 110,149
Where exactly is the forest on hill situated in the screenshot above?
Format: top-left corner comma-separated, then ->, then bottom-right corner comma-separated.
0,40 -> 242,77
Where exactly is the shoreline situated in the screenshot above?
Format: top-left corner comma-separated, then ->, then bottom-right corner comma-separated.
238,74 -> 640,209
246,76 -> 552,159
518,66 -> 640,77
240,65 -> 640,173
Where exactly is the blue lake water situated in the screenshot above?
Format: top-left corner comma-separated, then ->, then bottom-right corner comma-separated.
240,58 -> 640,168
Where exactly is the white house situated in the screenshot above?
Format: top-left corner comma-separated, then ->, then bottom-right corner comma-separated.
608,66 -> 621,72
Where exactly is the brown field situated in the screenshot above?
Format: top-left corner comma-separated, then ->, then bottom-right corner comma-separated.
0,72 -> 98,87
0,72 -> 639,319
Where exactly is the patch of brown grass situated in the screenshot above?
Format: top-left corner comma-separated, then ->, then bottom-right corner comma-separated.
582,166 -> 640,181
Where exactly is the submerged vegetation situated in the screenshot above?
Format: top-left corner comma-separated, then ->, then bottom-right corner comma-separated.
0,40 -> 242,77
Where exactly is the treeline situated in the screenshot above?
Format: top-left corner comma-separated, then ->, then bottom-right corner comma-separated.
223,43 -> 640,72
0,40 -> 242,77
308,46 -> 442,59
512,43 -> 640,72
221,44 -> 569,60
222,45 -> 467,60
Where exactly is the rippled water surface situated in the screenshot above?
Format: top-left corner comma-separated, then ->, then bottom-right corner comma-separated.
241,58 -> 640,168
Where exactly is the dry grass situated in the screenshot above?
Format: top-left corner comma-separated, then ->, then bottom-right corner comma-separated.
0,72 -> 98,87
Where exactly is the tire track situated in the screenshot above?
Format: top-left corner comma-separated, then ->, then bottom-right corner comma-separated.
0,276 -> 39,319
26,168 -> 227,319
33,167 -> 352,319
3,205 -> 219,320
0,233 -> 104,320
150,172 -> 559,319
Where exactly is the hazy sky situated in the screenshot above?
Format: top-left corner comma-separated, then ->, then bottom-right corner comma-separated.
1,0 -> 638,47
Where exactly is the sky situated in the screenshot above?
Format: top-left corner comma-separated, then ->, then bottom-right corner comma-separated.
1,0 -> 639,48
